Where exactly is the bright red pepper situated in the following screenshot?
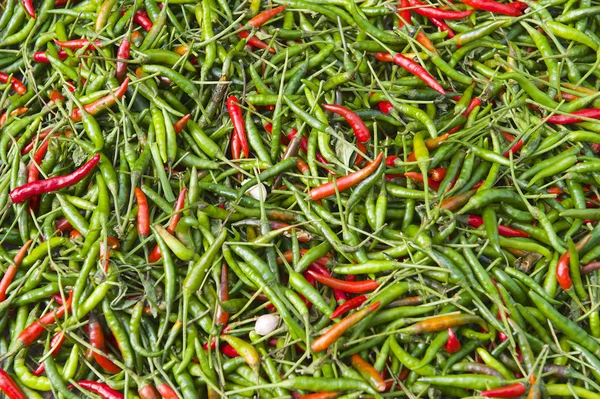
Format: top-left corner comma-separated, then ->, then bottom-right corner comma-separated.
133,11 -> 153,31
404,172 -> 440,190
397,0 -> 412,27
221,344 -> 240,357
138,384 -> 160,399
310,153 -> 384,200
27,134 -> 53,214
545,108 -> 600,124
227,96 -> 250,158
408,0 -> 474,19
10,154 -> 100,204
88,312 -> 121,374
0,240 -> 32,302
354,142 -> 367,166
306,269 -> 378,293
157,383 -> 179,399
391,53 -> 445,94
429,168 -> 447,182
461,0 -> 522,15
322,104 -> 371,143
116,39 -> 130,82
509,1 -> 528,10
481,382 -> 527,398
134,188 -> 150,236
307,264 -> 347,302
501,132 -> 524,158
238,28 -> 276,53
445,328 -> 461,353
0,72 -> 26,95
377,101 -> 395,114
17,291 -> 73,347
53,38 -> 101,49
556,250 -> 572,290
330,295 -> 367,319
69,381 -> 124,399
70,78 -> 129,121
32,331 -> 66,376
173,114 -> 191,134
428,17 -> 456,38
22,0 -> 35,18
467,215 -> 530,237
249,5 -> 286,27
0,370 -> 26,399
33,50 -> 68,63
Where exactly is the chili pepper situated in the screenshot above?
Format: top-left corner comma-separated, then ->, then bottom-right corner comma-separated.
22,0 -> 35,19
546,108 -> 600,124
351,354 -> 386,392
134,187 -> 150,236
227,96 -> 250,158
249,5 -> 286,27
115,39 -> 130,82
70,78 -> 129,121
70,381 -> 124,399
54,38 -> 101,49
321,104 -> 371,143
0,72 -> 26,95
310,153 -> 383,200
0,370 -> 26,399
32,330 -> 66,376
386,53 -> 445,95
330,295 -> 367,319
408,0 -> 474,19
88,312 -> 120,374
0,239 -> 31,302
312,302 -> 380,352
10,154 -> 100,203
306,270 -> 378,293
133,11 -> 153,31
445,328 -> 461,353
16,291 -> 73,349
466,215 -> 529,237
238,28 -> 276,53
481,383 -> 527,398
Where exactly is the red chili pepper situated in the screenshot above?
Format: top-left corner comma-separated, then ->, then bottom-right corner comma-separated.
547,187 -> 564,195
148,186 -> 187,261
0,72 -> 27,95
509,1 -> 528,10
307,264 -> 347,302
227,96 -> 250,158
390,53 -> 445,94
310,153 -> 384,200
55,217 -> 72,234
375,52 -> 394,63
133,11 -> 153,31
32,50 -> 68,63
429,17 -> 455,37
377,101 -> 395,114
298,393 -> 340,399
221,344 -> 240,357
445,328 -> 461,353
354,142 -> 367,166
277,250 -> 331,266
115,39 -> 130,82
306,269 -> 379,293
481,382 -> 527,398
386,155 -> 398,167
501,132 -> 525,158
157,383 -> 179,399
134,187 -> 150,236
464,97 -> 481,116
556,250 -> 572,290
249,5 -> 286,27
22,0 -> 36,18
138,384 -> 160,399
53,38 -> 101,49
397,0 -> 411,27
231,134 -> 241,159
322,104 -> 371,143
17,291 -> 73,347
429,168 -> 447,182
0,107 -> 27,129
32,331 -> 66,376
0,370 -> 26,399
49,89 -> 65,104
351,354 -> 387,393
545,108 -> 600,124
69,380 -> 124,399
330,295 -> 367,319
27,136 -> 52,214
404,172 -> 440,190
467,215 -> 530,237
238,28 -> 276,53
461,0 -> 522,15
10,154 -> 100,204
173,114 -> 191,134
0,240 -> 32,303
408,0 -> 474,19
216,263 -> 230,325
88,312 -> 121,374
70,78 -> 129,121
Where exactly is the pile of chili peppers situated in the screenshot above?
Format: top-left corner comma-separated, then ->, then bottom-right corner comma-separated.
3,0 -> 600,397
